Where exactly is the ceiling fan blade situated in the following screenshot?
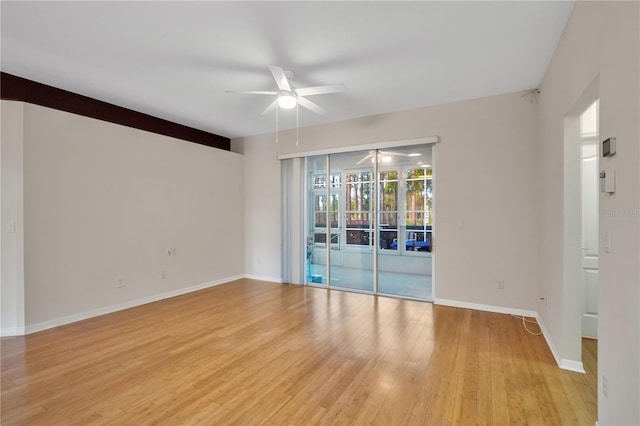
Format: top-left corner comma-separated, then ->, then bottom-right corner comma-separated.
226,90 -> 278,95
261,99 -> 278,115
269,66 -> 291,92
295,84 -> 347,97
297,97 -> 327,115
356,154 -> 373,165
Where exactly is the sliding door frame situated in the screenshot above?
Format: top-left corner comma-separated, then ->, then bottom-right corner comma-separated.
281,136 -> 439,300
277,137 -> 438,161
372,149 -> 379,294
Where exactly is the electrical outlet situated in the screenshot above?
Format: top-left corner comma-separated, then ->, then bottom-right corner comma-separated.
161,271 -> 166,279
498,280 -> 505,290
603,375 -> 608,397
116,276 -> 125,288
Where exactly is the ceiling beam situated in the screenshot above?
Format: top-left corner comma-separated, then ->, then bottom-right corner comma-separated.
0,72 -> 230,151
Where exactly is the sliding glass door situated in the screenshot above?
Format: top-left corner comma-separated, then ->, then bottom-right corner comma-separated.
330,150 -> 375,292
376,145 -> 433,299
305,144 -> 433,300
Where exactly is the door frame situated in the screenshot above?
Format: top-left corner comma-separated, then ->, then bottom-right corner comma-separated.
562,76 -> 600,371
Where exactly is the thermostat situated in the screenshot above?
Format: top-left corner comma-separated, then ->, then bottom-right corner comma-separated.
603,137 -> 616,157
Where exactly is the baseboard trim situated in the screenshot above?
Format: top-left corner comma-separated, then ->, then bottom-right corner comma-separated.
1,326 -> 26,337
434,298 -> 537,318
23,274 -> 244,335
559,359 -> 586,373
243,274 -> 283,284
535,314 -> 585,373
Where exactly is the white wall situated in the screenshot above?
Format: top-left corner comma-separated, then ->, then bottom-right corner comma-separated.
232,134 -> 282,283
1,101 -> 25,335
233,91 -> 539,312
1,101 -> 244,331
537,2 -> 639,424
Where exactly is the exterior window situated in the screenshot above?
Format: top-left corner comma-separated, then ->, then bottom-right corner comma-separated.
313,174 -> 340,246
311,161 -> 433,254
379,170 -> 398,250
345,172 -> 372,246
405,168 -> 433,252
313,174 -> 341,189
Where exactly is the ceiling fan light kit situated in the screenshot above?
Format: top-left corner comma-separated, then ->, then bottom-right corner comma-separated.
277,93 -> 297,109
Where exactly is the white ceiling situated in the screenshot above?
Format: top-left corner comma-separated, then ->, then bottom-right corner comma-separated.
1,1 -> 574,140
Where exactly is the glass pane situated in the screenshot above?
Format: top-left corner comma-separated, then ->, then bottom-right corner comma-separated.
314,233 -> 340,245
307,156 -> 328,286
406,212 -> 425,227
380,230 -> 397,250
378,145 -> 433,300
379,211 -> 397,227
315,195 -> 326,227
380,174 -> 397,211
346,229 -> 371,245
406,179 -> 425,212
405,230 -> 430,251
329,150 -> 374,292
313,175 -> 326,189
346,212 -> 370,228
379,169 -> 398,251
330,194 -> 339,228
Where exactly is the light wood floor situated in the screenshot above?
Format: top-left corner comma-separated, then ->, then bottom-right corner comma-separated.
1,279 -> 597,425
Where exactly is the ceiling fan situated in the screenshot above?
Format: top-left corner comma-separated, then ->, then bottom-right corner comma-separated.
356,150 -> 416,165
226,66 -> 346,115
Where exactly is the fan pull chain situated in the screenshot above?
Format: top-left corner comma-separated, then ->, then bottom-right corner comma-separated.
296,103 -> 299,146
276,104 -> 279,143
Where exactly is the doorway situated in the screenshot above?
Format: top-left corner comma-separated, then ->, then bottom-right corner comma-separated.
305,144 -> 434,300
562,76 -> 599,372
580,100 -> 599,339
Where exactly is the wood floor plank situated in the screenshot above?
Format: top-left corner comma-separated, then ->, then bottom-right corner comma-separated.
1,280 -> 597,425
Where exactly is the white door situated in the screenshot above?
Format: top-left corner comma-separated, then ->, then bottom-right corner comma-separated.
581,138 -> 598,338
